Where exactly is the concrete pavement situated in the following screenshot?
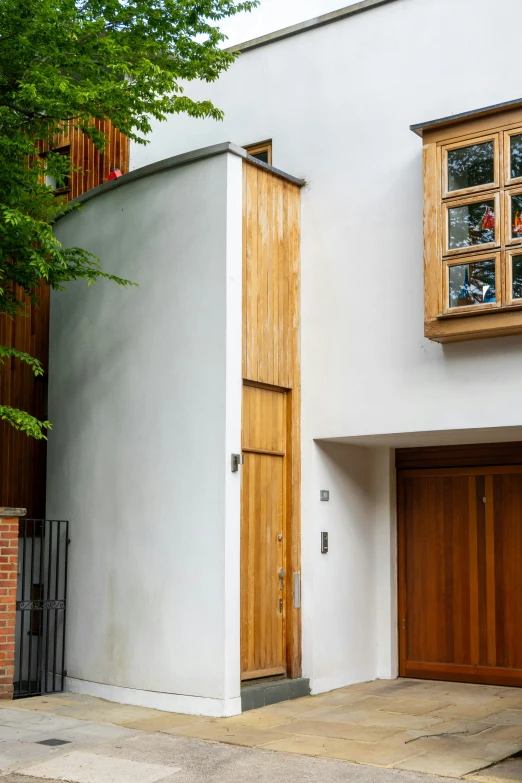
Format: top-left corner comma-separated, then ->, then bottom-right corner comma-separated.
0,731 -> 475,783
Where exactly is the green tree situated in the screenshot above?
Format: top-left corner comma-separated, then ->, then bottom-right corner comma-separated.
0,0 -> 256,438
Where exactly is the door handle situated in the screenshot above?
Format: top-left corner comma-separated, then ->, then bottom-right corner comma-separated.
279,568 -> 285,590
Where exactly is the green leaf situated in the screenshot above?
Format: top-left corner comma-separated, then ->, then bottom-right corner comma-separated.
0,405 -> 51,440
0,0 -> 258,438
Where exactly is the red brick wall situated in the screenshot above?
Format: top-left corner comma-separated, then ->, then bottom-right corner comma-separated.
0,513 -> 21,699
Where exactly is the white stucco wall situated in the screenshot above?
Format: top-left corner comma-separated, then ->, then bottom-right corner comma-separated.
126,0 -> 522,695
131,0 -> 522,444
302,443 -> 397,694
48,152 -> 244,716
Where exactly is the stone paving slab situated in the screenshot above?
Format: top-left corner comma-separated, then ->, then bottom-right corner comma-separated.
1,679 -> 522,778
469,757 -> 522,783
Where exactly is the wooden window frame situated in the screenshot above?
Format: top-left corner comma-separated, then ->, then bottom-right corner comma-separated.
244,140 -> 272,165
422,103 -> 522,342
505,249 -> 522,307
504,126 -> 522,187
40,144 -> 71,196
442,133 -> 500,199
443,191 -> 500,256
504,185 -> 522,247
442,252 -> 501,316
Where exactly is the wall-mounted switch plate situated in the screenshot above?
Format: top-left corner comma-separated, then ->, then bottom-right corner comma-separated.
231,454 -> 244,473
321,532 -> 329,554
320,490 -> 330,501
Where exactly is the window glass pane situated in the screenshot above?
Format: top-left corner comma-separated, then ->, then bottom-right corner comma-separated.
511,134 -> 522,180
251,150 -> 269,164
512,255 -> 522,300
448,260 -> 496,309
448,199 -> 495,250
512,194 -> 522,239
447,141 -> 494,192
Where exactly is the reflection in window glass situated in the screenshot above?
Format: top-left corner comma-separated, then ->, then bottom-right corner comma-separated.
448,199 -> 495,250
448,260 -> 496,308
448,142 -> 494,192
512,194 -> 522,239
511,134 -> 522,180
512,255 -> 522,300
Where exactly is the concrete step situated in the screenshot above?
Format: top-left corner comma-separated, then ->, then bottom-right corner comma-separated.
241,677 -> 310,712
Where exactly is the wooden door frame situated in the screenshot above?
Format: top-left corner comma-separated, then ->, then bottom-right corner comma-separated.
242,379 -> 301,680
397,444 -> 522,685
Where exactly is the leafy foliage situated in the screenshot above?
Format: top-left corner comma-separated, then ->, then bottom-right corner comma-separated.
0,0 -> 257,437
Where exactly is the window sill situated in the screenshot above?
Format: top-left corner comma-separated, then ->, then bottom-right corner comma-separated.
426,307 -> 522,343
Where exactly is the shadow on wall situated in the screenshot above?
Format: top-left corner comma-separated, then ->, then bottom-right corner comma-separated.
442,332 -> 522,364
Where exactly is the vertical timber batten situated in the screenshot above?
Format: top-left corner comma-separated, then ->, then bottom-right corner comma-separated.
0,123 -> 129,518
241,160 -> 301,680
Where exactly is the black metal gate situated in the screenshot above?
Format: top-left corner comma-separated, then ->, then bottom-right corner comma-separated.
15,519 -> 69,698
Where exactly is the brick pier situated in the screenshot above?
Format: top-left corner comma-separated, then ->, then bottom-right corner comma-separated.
0,508 -> 25,699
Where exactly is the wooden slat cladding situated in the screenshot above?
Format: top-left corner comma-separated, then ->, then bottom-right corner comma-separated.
242,385 -> 285,454
398,466 -> 522,686
38,119 -> 130,201
241,161 -> 302,679
0,285 -> 50,519
396,442 -> 522,470
1,122 -> 129,517
242,163 -> 300,387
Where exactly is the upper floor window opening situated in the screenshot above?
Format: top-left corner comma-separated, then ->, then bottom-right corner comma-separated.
245,140 -> 272,166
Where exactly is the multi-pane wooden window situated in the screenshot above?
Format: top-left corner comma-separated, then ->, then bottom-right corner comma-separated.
418,102 -> 522,342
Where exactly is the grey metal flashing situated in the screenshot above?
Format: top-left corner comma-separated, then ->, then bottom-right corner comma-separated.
57,142 -> 304,217
411,97 -> 522,137
227,0 -> 401,54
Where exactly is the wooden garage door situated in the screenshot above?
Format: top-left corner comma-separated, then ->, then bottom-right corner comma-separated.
398,465 -> 522,686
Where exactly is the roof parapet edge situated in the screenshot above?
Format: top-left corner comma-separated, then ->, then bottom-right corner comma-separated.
411,97 -> 522,137
55,142 -> 304,217
226,0 -> 401,54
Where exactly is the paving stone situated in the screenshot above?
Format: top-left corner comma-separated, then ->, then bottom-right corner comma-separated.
395,752 -> 492,776
468,758 -> 522,782
357,712 -> 445,730
121,715 -> 207,732
435,734 -> 522,762
377,697 -> 454,715
486,711 -> 522,726
215,712 -> 292,729
286,719 -> 401,743
20,750 -> 178,782
165,722 -> 289,747
478,724 -> 522,742
260,733 -> 358,758
400,720 -> 495,740
260,699 -> 324,717
325,739 -> 421,766
434,703 -> 513,720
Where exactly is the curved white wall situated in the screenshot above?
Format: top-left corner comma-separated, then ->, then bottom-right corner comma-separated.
48,152 -> 244,715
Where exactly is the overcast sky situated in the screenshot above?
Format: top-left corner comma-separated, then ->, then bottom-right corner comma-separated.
219,0 -> 350,46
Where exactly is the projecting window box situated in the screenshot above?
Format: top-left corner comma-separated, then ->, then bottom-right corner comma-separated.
413,99 -> 522,342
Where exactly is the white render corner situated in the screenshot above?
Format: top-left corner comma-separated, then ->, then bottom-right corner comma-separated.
302,441 -> 398,696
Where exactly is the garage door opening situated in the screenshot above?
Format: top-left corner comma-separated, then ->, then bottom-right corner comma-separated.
397,443 -> 522,688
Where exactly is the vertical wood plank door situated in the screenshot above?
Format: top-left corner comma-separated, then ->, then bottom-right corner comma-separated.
241,384 -> 287,681
398,466 -> 522,686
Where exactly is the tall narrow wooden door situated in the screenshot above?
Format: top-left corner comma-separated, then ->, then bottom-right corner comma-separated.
241,385 -> 287,681
399,466 -> 522,686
